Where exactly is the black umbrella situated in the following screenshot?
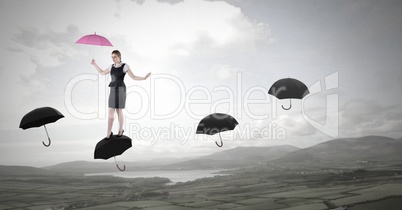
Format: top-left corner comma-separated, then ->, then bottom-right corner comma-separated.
196,113 -> 238,147
268,78 -> 310,110
19,107 -> 64,147
94,135 -> 132,171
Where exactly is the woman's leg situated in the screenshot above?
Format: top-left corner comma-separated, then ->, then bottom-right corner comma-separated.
117,108 -> 124,134
107,108 -> 116,137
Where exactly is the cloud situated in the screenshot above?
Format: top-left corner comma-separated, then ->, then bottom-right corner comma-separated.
1,0 -> 401,166
0,25 -> 88,112
156,0 -> 184,5
10,25 -> 82,67
210,64 -> 241,80
131,0 -> 146,4
277,114 -> 317,137
116,0 -> 273,59
340,100 -> 402,138
0,23 -> 106,129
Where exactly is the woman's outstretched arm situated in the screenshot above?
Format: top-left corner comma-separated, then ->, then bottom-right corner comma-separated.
127,69 -> 151,80
91,59 -> 110,75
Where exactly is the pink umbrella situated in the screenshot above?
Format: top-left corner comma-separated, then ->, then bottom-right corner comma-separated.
75,32 -> 113,57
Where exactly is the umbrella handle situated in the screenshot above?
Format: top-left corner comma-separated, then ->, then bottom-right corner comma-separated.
42,125 -> 51,147
42,138 -> 51,147
116,164 -> 126,171
281,99 -> 292,110
114,157 -> 126,171
215,133 -> 223,147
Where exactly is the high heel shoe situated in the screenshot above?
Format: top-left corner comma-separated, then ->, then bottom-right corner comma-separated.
118,130 -> 124,137
106,132 -> 113,140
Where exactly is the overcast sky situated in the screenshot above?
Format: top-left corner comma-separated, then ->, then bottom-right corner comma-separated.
1,0 -> 401,167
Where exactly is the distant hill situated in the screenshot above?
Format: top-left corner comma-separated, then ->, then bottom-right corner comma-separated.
43,158 -> 193,173
37,136 -> 402,173
274,136 -> 402,165
42,146 -> 299,172
160,145 -> 300,170
43,160 -> 159,173
203,145 -> 300,161
0,165 -> 61,176
43,161 -> 114,173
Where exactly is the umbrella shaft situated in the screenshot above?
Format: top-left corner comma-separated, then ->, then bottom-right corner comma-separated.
43,125 -> 50,138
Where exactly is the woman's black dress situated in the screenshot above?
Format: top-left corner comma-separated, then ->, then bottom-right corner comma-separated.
108,63 -> 126,109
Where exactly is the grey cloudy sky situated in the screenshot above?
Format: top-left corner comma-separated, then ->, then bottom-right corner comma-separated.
1,0 -> 401,167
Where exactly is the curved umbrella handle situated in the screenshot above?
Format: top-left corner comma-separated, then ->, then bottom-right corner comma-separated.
42,138 -> 51,147
281,99 -> 292,110
42,125 -> 51,147
116,164 -> 126,171
215,133 -> 223,147
114,157 -> 126,171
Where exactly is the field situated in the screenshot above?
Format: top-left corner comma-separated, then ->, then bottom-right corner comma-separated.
1,165 -> 402,209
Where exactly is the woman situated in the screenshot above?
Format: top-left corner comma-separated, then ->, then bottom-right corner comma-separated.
91,50 -> 151,139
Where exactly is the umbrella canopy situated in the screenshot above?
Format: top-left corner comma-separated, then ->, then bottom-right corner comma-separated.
196,113 -> 238,147
94,135 -> 132,171
268,78 -> 309,110
75,32 -> 113,58
20,107 -> 64,129
19,107 -> 64,147
75,32 -> 113,46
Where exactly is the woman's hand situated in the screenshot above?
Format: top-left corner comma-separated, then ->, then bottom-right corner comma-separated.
126,70 -> 151,81
91,59 -> 110,75
144,72 -> 151,80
